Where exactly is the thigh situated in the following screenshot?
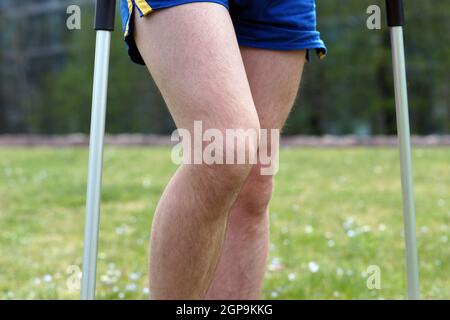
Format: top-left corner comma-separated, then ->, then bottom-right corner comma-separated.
240,47 -> 307,130
133,3 -> 259,133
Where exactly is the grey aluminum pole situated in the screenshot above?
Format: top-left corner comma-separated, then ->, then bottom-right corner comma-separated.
386,0 -> 419,300
81,0 -> 116,300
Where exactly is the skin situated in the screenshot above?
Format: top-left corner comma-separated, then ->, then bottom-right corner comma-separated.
206,48 -> 306,299
133,3 -> 306,299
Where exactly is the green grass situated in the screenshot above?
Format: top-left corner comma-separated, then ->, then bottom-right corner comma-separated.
0,147 -> 448,300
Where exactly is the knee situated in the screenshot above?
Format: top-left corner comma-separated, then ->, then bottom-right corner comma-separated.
206,120 -> 261,190
201,161 -> 254,197
186,162 -> 254,218
234,164 -> 274,217
191,131 -> 260,203
178,97 -> 262,210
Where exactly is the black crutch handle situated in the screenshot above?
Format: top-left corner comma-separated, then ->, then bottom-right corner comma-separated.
95,0 -> 116,31
386,0 -> 404,27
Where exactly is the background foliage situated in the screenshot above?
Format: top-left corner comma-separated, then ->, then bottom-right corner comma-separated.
0,147 -> 448,299
1,0 -> 449,135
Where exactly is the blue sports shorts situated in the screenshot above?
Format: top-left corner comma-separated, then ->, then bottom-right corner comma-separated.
121,0 -> 327,65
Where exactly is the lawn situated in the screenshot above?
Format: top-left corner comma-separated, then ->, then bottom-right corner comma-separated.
0,147 -> 448,300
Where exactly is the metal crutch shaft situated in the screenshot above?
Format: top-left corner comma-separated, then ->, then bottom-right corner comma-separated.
386,0 -> 420,300
81,0 -> 116,300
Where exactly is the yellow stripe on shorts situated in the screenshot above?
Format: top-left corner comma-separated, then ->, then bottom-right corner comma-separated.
135,0 -> 153,15
124,0 -> 133,36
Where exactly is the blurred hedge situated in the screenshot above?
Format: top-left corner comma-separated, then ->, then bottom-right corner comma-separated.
6,0 -> 450,135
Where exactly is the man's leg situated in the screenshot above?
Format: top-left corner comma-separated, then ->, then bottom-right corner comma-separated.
133,3 -> 260,299
206,48 -> 307,299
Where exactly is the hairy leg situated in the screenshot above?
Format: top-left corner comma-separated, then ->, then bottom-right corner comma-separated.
133,4 -> 260,299
206,48 -> 306,299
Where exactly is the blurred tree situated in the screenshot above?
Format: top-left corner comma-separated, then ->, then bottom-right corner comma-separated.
3,0 -> 450,135
285,0 -> 450,135
30,7 -> 173,134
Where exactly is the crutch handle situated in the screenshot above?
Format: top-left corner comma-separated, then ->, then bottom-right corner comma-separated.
386,0 -> 404,27
95,0 -> 116,31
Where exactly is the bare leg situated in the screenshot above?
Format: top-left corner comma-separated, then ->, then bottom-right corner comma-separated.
133,4 -> 260,299
206,48 -> 307,299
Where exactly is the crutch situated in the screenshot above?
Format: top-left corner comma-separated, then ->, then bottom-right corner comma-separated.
81,0 -> 116,300
386,0 -> 419,300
